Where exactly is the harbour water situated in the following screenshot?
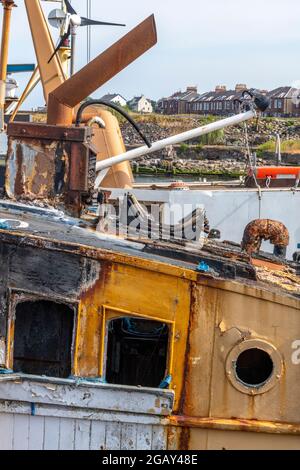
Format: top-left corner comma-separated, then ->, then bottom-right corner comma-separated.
134,174 -> 232,184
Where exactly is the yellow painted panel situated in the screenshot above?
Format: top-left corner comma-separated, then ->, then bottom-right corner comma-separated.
76,261 -> 191,410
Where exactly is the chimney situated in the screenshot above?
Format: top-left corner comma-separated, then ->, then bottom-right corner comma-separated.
215,85 -> 227,93
186,86 -> 198,93
235,84 -> 247,93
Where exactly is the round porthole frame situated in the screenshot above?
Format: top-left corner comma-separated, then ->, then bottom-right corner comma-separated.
225,339 -> 283,395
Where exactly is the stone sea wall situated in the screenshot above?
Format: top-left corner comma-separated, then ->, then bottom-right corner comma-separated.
120,118 -> 300,176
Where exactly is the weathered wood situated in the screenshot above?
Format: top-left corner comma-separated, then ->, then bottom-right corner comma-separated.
44,417 -> 60,450
59,418 -> 75,450
0,413 -> 13,450
75,419 -> 91,450
106,422 -> 121,450
121,423 -> 137,450
13,414 -> 30,450
136,423 -> 152,450
0,401 -> 165,425
0,404 -> 169,450
28,416 -> 44,450
0,377 -> 174,416
90,421 -> 106,450
152,425 -> 167,450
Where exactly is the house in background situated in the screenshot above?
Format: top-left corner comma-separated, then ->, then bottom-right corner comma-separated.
266,87 -> 300,117
157,86 -> 198,115
189,84 -> 248,116
100,93 -> 127,107
127,95 -> 153,113
158,84 -> 300,117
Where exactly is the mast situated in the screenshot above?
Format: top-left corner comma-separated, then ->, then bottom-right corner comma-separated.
59,0 -> 71,77
0,0 -> 16,131
87,0 -> 91,63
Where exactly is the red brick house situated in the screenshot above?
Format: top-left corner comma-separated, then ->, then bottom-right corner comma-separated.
266,87 -> 300,117
158,84 -> 300,117
157,86 -> 198,115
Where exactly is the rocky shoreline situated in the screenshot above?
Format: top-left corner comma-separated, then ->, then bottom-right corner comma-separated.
121,117 -> 300,176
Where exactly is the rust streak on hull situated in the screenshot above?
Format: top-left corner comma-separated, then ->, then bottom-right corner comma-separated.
169,416 -> 300,436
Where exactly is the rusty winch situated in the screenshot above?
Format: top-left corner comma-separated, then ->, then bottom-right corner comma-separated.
6,122 -> 97,217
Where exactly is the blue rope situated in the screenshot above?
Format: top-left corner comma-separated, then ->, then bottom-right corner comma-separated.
0,221 -> 11,230
196,261 -> 210,273
0,368 -> 13,375
159,374 -> 172,389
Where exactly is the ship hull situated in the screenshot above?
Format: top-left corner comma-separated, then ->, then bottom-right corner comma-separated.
0,201 -> 299,450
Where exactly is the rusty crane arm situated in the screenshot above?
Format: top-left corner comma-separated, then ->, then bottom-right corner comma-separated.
24,0 -> 66,101
22,1 -> 156,189
47,15 -> 157,125
0,0 -> 17,130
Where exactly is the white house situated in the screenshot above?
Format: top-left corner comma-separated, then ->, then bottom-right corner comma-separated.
128,95 -> 153,113
100,93 -> 127,108
5,75 -> 18,99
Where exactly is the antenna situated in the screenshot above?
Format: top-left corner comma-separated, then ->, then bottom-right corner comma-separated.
48,0 -> 126,76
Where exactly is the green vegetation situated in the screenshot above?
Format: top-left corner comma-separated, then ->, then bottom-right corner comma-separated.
133,166 -> 244,178
104,104 -> 132,123
198,129 -> 224,145
257,139 -> 300,157
194,115 -> 224,145
195,143 -> 203,152
179,143 -> 190,153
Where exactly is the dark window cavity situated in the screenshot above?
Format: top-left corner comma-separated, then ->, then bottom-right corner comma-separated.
13,300 -> 74,378
106,317 -> 169,388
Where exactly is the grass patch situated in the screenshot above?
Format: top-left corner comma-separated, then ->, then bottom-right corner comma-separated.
178,143 -> 190,153
257,139 -> 300,156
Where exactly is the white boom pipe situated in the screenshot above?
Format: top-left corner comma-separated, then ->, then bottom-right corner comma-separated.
95,110 -> 256,177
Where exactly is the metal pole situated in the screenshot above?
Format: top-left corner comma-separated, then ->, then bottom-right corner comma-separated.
89,0 -> 91,62
9,66 -> 40,122
95,110 -> 256,176
87,0 -> 91,63
70,28 -> 76,76
0,0 -> 16,131
275,133 -> 281,165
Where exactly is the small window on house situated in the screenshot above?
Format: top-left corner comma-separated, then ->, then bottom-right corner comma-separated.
106,317 -> 169,388
13,300 -> 74,378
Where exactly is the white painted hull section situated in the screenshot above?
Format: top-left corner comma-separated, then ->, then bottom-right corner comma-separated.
0,375 -> 172,450
0,413 -> 167,450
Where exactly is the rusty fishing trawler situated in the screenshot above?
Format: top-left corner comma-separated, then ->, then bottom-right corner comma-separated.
0,0 -> 299,451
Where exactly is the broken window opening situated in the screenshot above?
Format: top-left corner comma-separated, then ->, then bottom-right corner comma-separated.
13,300 -> 75,378
105,317 -> 169,388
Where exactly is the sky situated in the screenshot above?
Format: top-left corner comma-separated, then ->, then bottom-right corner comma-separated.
2,0 -> 300,109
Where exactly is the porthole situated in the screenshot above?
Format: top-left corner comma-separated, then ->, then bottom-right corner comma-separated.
225,339 -> 283,395
235,348 -> 274,386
